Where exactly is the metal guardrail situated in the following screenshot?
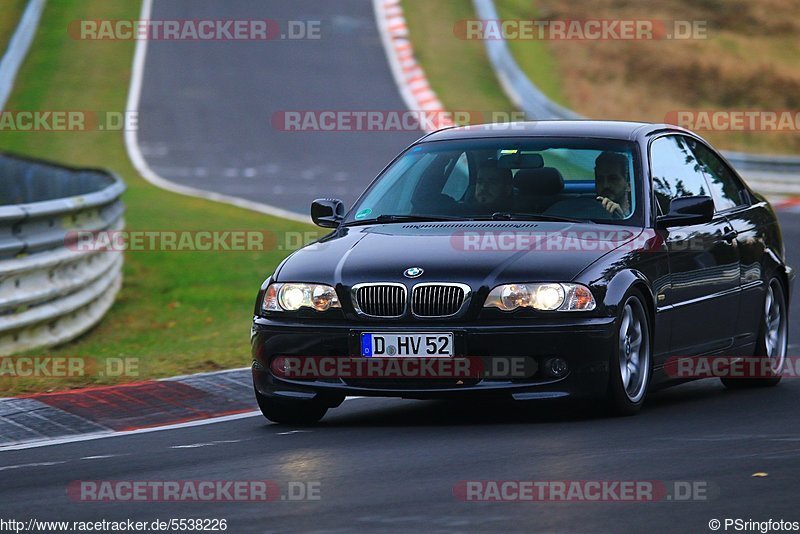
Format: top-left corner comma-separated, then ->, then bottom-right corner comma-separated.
472,0 -> 800,178
720,151 -> 800,173
0,152 -> 125,355
471,0 -> 579,122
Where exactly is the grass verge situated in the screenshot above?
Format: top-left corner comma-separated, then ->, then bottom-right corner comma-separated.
401,0 -> 515,115
494,0 -> 566,106
403,0 -> 800,154
0,0 -> 314,394
0,0 -> 29,57
519,0 -> 800,154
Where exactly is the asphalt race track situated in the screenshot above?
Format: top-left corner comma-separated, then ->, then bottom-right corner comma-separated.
3,0 -> 799,531
136,0 -> 422,213
0,210 -> 798,532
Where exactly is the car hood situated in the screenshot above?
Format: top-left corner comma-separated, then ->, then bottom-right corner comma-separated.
275,221 -> 644,288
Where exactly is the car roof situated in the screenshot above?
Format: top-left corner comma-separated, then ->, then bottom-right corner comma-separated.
419,120 -> 686,143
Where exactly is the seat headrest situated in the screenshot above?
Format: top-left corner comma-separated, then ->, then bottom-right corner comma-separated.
514,167 -> 565,196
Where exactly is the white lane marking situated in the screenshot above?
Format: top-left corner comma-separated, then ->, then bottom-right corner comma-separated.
170,440 -> 240,449
158,366 -> 249,382
0,397 -> 366,451
0,411 -> 261,452
124,0 -> 310,224
0,461 -> 67,471
80,454 -> 122,460
276,430 -> 312,436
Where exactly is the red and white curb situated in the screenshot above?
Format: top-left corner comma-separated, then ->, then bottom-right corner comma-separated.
774,197 -> 800,212
0,368 -> 257,450
373,0 -> 454,132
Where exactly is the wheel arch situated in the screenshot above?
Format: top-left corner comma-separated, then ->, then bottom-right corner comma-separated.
775,264 -> 794,307
604,269 -> 655,330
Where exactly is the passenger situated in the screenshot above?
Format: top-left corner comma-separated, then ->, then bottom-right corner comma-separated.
595,151 -> 632,217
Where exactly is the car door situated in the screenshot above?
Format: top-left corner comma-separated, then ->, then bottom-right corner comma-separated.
650,134 -> 740,356
690,140 -> 765,351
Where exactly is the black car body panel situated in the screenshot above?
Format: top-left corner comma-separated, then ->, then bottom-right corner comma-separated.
275,222 -> 643,291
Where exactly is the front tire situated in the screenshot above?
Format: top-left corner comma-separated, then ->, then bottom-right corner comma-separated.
255,389 -> 328,425
606,292 -> 652,416
722,277 -> 787,389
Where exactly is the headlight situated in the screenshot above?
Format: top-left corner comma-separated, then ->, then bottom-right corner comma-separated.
263,283 -> 341,312
484,283 -> 595,312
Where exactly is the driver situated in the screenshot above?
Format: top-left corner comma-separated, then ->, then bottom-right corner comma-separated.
595,151 -> 632,218
474,167 -> 513,211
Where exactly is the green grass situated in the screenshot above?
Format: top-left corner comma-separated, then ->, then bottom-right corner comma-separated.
401,0 -> 515,115
494,0 -> 567,106
401,0 -> 565,114
403,0 -> 800,154
0,0 -> 314,394
0,0 -> 29,56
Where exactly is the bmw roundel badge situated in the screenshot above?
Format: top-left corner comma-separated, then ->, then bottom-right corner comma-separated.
403,267 -> 424,278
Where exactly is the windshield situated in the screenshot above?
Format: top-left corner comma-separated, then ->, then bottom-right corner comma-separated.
346,137 -> 642,225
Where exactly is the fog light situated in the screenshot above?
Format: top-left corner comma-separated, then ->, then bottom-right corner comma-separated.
545,358 -> 569,378
270,356 -> 289,377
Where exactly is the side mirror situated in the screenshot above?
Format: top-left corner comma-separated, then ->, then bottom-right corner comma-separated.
657,195 -> 714,228
311,198 -> 345,228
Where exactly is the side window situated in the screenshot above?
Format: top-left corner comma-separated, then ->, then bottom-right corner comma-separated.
690,141 -> 749,211
441,152 -> 470,200
650,135 -> 710,214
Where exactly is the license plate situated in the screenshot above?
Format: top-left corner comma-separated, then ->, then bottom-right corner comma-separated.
361,333 -> 453,357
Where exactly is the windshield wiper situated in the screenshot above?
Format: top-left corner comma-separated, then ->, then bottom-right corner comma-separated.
345,214 -> 470,226
488,212 -> 592,224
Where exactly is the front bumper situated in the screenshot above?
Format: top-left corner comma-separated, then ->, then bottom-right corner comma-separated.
252,316 -> 617,402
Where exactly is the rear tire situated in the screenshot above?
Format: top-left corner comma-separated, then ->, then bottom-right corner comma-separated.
255,389 -> 328,425
721,277 -> 787,389
606,291 -> 652,416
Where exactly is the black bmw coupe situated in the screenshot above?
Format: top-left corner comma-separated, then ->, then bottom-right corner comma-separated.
251,121 -> 794,423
